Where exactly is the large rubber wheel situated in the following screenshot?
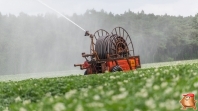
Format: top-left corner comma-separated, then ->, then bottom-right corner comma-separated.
84,70 -> 88,75
111,65 -> 123,72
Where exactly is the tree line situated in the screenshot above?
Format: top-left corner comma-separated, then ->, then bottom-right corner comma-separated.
0,9 -> 198,75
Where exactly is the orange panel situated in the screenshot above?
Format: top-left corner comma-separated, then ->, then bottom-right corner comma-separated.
117,59 -> 130,71
107,57 -> 141,72
107,61 -> 116,71
107,60 -> 131,71
130,59 -> 135,67
135,58 -> 140,66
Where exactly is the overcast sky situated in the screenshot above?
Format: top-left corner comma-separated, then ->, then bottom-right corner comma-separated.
0,0 -> 197,17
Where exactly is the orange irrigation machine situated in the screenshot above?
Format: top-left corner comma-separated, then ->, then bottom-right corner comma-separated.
74,27 -> 141,75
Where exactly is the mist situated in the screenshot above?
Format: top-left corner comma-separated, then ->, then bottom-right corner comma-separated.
0,9 -> 198,75
0,13 -> 85,75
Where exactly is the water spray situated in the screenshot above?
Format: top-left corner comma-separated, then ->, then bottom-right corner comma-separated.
36,0 -> 86,32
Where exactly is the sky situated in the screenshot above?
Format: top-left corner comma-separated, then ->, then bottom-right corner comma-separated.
0,0 -> 197,17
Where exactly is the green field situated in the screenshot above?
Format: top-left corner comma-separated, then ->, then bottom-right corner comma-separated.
1,60 -> 198,111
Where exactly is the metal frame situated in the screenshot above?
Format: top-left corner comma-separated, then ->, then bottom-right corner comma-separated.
74,27 -> 141,74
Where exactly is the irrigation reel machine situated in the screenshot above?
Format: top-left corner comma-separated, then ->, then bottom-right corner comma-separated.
74,27 -> 141,75
35,1 -> 140,75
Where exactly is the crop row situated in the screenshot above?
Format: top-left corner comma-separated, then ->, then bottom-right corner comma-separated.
0,63 -> 198,111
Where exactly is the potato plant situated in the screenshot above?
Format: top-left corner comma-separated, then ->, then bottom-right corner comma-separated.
0,62 -> 198,111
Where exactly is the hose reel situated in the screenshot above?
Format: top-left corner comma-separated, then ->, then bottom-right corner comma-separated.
94,27 -> 134,59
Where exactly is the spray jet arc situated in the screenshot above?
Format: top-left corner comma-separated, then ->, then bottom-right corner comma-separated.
74,27 -> 141,75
